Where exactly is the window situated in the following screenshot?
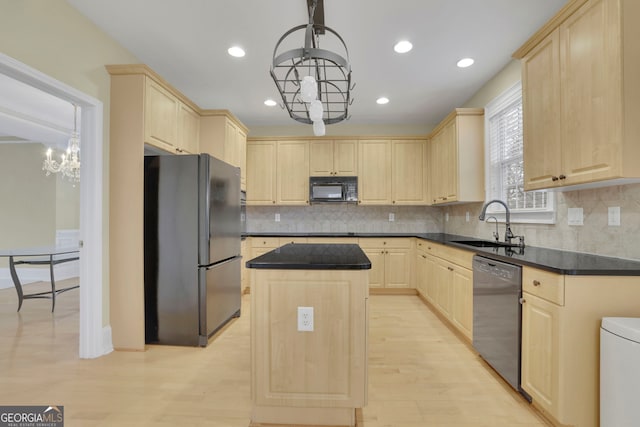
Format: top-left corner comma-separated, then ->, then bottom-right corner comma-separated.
484,82 -> 555,223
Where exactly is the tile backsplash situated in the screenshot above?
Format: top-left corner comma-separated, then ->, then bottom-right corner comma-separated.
247,204 -> 442,234
444,183 -> 640,260
247,183 -> 640,261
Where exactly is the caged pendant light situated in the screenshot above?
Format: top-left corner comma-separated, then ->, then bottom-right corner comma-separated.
270,0 -> 354,135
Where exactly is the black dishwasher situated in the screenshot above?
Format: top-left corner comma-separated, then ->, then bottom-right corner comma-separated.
472,255 -> 526,396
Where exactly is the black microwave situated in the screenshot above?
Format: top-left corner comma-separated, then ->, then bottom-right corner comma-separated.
309,176 -> 358,204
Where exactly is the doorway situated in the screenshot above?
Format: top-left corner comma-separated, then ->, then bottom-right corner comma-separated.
0,53 -> 107,358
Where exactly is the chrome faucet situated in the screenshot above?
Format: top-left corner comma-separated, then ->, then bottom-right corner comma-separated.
485,216 -> 499,242
479,199 -> 524,247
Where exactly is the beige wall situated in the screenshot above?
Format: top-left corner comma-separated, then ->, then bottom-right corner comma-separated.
463,59 -> 521,109
55,173 -> 81,230
0,144 -> 56,260
0,0 -> 140,326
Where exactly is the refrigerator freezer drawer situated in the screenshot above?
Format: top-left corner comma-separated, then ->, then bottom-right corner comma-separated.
199,256 -> 242,346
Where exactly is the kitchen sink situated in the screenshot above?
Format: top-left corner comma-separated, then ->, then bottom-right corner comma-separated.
451,240 -> 517,248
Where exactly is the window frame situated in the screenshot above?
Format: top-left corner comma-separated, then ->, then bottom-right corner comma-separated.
483,81 -> 556,224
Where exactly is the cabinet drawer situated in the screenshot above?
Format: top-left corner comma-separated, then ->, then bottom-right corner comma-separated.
251,237 -> 280,248
278,237 -> 308,245
522,266 -> 564,306
359,238 -> 412,249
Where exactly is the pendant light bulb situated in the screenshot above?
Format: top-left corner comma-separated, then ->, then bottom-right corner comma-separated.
300,76 -> 317,103
313,120 -> 326,136
309,99 -> 323,122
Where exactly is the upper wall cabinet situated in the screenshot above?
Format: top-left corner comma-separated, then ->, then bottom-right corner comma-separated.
358,140 -> 392,205
392,139 -> 428,205
246,140 -> 277,205
429,109 -> 484,205
309,140 -> 358,176
515,0 -> 640,190
199,111 -> 248,191
144,78 -> 200,155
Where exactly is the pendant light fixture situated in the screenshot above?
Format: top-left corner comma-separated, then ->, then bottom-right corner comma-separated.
42,103 -> 81,183
270,0 -> 354,136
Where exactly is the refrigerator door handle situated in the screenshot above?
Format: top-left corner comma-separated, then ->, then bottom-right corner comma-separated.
203,256 -> 241,270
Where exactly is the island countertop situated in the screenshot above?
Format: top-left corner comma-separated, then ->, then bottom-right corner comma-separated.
246,243 -> 371,270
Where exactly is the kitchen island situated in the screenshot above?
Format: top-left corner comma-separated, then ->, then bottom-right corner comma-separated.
246,243 -> 371,427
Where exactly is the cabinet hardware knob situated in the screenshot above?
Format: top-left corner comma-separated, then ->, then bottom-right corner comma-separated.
448,267 -> 454,271
551,176 -> 559,181
421,255 -> 427,259
533,280 -> 541,286
519,297 -> 526,304
559,174 -> 566,180
272,201 -> 275,204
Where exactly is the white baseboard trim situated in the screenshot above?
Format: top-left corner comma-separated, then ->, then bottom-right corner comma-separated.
0,261 -> 80,289
102,325 -> 114,356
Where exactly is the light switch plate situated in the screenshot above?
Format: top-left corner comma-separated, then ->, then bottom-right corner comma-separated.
275,213 -> 280,222
445,213 -> 449,222
608,206 -> 621,226
389,213 -> 395,222
567,207 -> 583,226
466,211 -> 470,222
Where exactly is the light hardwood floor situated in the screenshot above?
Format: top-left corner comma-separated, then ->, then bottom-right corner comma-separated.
0,281 -> 549,427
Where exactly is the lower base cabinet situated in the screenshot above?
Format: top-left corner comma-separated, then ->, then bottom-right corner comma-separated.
520,267 -> 640,427
415,240 -> 473,341
359,238 -> 413,290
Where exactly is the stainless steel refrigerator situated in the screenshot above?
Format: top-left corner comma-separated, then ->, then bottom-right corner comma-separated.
144,153 -> 241,347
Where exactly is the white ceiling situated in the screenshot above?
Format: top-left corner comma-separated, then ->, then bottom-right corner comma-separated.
66,0 -> 566,129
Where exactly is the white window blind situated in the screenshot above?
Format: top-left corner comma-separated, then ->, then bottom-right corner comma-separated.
485,82 -> 555,223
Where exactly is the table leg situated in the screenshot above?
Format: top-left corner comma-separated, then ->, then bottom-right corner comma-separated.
9,255 -> 24,312
49,254 -> 57,312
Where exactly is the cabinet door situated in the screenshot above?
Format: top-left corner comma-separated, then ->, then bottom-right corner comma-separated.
309,140 -> 334,176
522,28 -> 562,190
392,139 -> 427,205
224,120 -> 239,167
238,128 -> 247,191
384,248 -> 412,288
441,122 -> 458,202
246,141 -> 277,205
521,292 -> 560,418
277,140 -> 309,205
363,248 -> 385,288
358,140 -> 392,204
560,0 -> 622,185
334,140 -> 358,175
415,252 -> 427,296
451,266 -> 473,340
177,103 -> 200,154
424,254 -> 438,304
145,79 -> 178,151
433,258 -> 452,317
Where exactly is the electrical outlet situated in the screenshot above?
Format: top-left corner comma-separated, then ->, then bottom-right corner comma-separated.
445,212 -> 449,222
608,206 -> 621,226
389,213 -> 395,222
275,213 -> 280,222
567,207 -> 583,226
297,307 -> 314,332
466,211 -> 470,222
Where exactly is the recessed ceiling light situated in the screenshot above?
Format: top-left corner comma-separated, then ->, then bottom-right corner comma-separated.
227,46 -> 245,58
457,57 -> 475,68
376,97 -> 390,105
394,40 -> 413,54
264,99 -> 277,107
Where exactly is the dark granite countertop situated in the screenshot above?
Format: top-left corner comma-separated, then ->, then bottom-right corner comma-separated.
246,243 -> 372,270
244,232 -> 640,276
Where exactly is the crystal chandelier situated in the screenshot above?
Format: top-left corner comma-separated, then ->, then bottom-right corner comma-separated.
43,104 -> 81,183
270,0 -> 353,136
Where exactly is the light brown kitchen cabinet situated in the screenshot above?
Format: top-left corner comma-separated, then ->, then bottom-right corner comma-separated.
415,240 -> 473,341
358,238 -> 413,291
246,140 -> 277,205
199,111 -> 248,190
178,103 -> 200,154
276,140 -> 309,205
247,237 -> 280,292
519,265 -> 640,427
428,109 -> 484,205
144,77 -> 200,154
309,140 -> 358,176
358,140 -> 392,205
392,139 -> 428,205
515,0 -> 640,190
